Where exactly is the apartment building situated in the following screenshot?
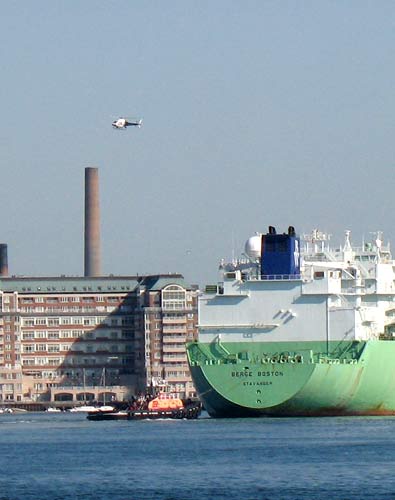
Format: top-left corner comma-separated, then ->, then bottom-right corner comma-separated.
0,274 -> 198,403
139,276 -> 198,398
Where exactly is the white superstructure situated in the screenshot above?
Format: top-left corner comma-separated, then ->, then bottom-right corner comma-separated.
199,230 -> 395,345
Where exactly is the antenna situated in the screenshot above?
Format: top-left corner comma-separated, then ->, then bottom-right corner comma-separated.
231,230 -> 236,263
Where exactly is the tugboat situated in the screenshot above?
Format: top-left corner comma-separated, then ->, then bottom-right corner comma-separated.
128,392 -> 201,420
87,393 -> 201,421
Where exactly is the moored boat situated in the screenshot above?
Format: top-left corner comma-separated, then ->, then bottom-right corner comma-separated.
70,405 -> 115,413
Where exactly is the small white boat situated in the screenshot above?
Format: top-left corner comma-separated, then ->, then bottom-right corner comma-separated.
69,405 -> 115,413
0,408 -> 13,414
46,407 -> 62,412
93,405 -> 115,412
69,405 -> 98,413
0,408 -> 27,414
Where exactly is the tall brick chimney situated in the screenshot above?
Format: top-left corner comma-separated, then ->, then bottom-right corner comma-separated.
0,244 -> 8,277
84,167 -> 101,277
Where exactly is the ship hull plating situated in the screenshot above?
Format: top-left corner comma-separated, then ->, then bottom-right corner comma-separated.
187,340 -> 395,417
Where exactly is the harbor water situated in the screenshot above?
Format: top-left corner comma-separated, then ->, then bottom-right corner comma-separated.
0,412 -> 395,500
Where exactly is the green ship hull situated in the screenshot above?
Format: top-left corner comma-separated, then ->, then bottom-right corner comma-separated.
187,339 -> 395,417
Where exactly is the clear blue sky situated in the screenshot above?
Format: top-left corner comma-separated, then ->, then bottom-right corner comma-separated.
1,1 -> 394,286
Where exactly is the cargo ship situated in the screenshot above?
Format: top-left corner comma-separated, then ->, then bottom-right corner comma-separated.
187,226 -> 395,417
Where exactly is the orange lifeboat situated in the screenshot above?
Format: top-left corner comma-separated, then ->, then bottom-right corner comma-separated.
148,393 -> 184,412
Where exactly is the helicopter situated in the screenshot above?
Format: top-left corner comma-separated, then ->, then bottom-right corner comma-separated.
112,117 -> 142,130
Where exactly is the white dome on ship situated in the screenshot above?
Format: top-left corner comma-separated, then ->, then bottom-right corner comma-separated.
244,234 -> 262,259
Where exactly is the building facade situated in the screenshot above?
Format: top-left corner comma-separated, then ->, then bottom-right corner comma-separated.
0,274 -> 198,404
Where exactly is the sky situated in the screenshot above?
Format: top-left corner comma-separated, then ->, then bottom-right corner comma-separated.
1,1 -> 395,286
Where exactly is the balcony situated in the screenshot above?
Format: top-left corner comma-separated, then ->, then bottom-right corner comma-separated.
162,317 -> 187,324
163,345 -> 185,353
163,354 -> 187,363
162,335 -> 186,344
163,326 -> 187,333
165,375 -> 190,382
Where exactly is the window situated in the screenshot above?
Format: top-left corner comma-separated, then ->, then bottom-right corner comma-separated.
48,358 -> 61,366
162,285 -> 186,311
122,330 -> 134,339
122,317 -> 134,326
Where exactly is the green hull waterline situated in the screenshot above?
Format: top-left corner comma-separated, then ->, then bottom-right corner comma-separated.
187,340 -> 395,417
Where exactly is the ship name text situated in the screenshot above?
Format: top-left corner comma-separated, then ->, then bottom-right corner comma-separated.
231,370 -> 284,378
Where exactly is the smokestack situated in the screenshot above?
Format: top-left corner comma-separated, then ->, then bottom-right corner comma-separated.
0,244 -> 8,277
84,167 -> 101,277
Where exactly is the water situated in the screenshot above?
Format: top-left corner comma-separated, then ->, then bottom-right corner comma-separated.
0,412 -> 395,500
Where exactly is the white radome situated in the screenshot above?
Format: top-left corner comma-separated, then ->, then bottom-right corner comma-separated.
244,234 -> 262,259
